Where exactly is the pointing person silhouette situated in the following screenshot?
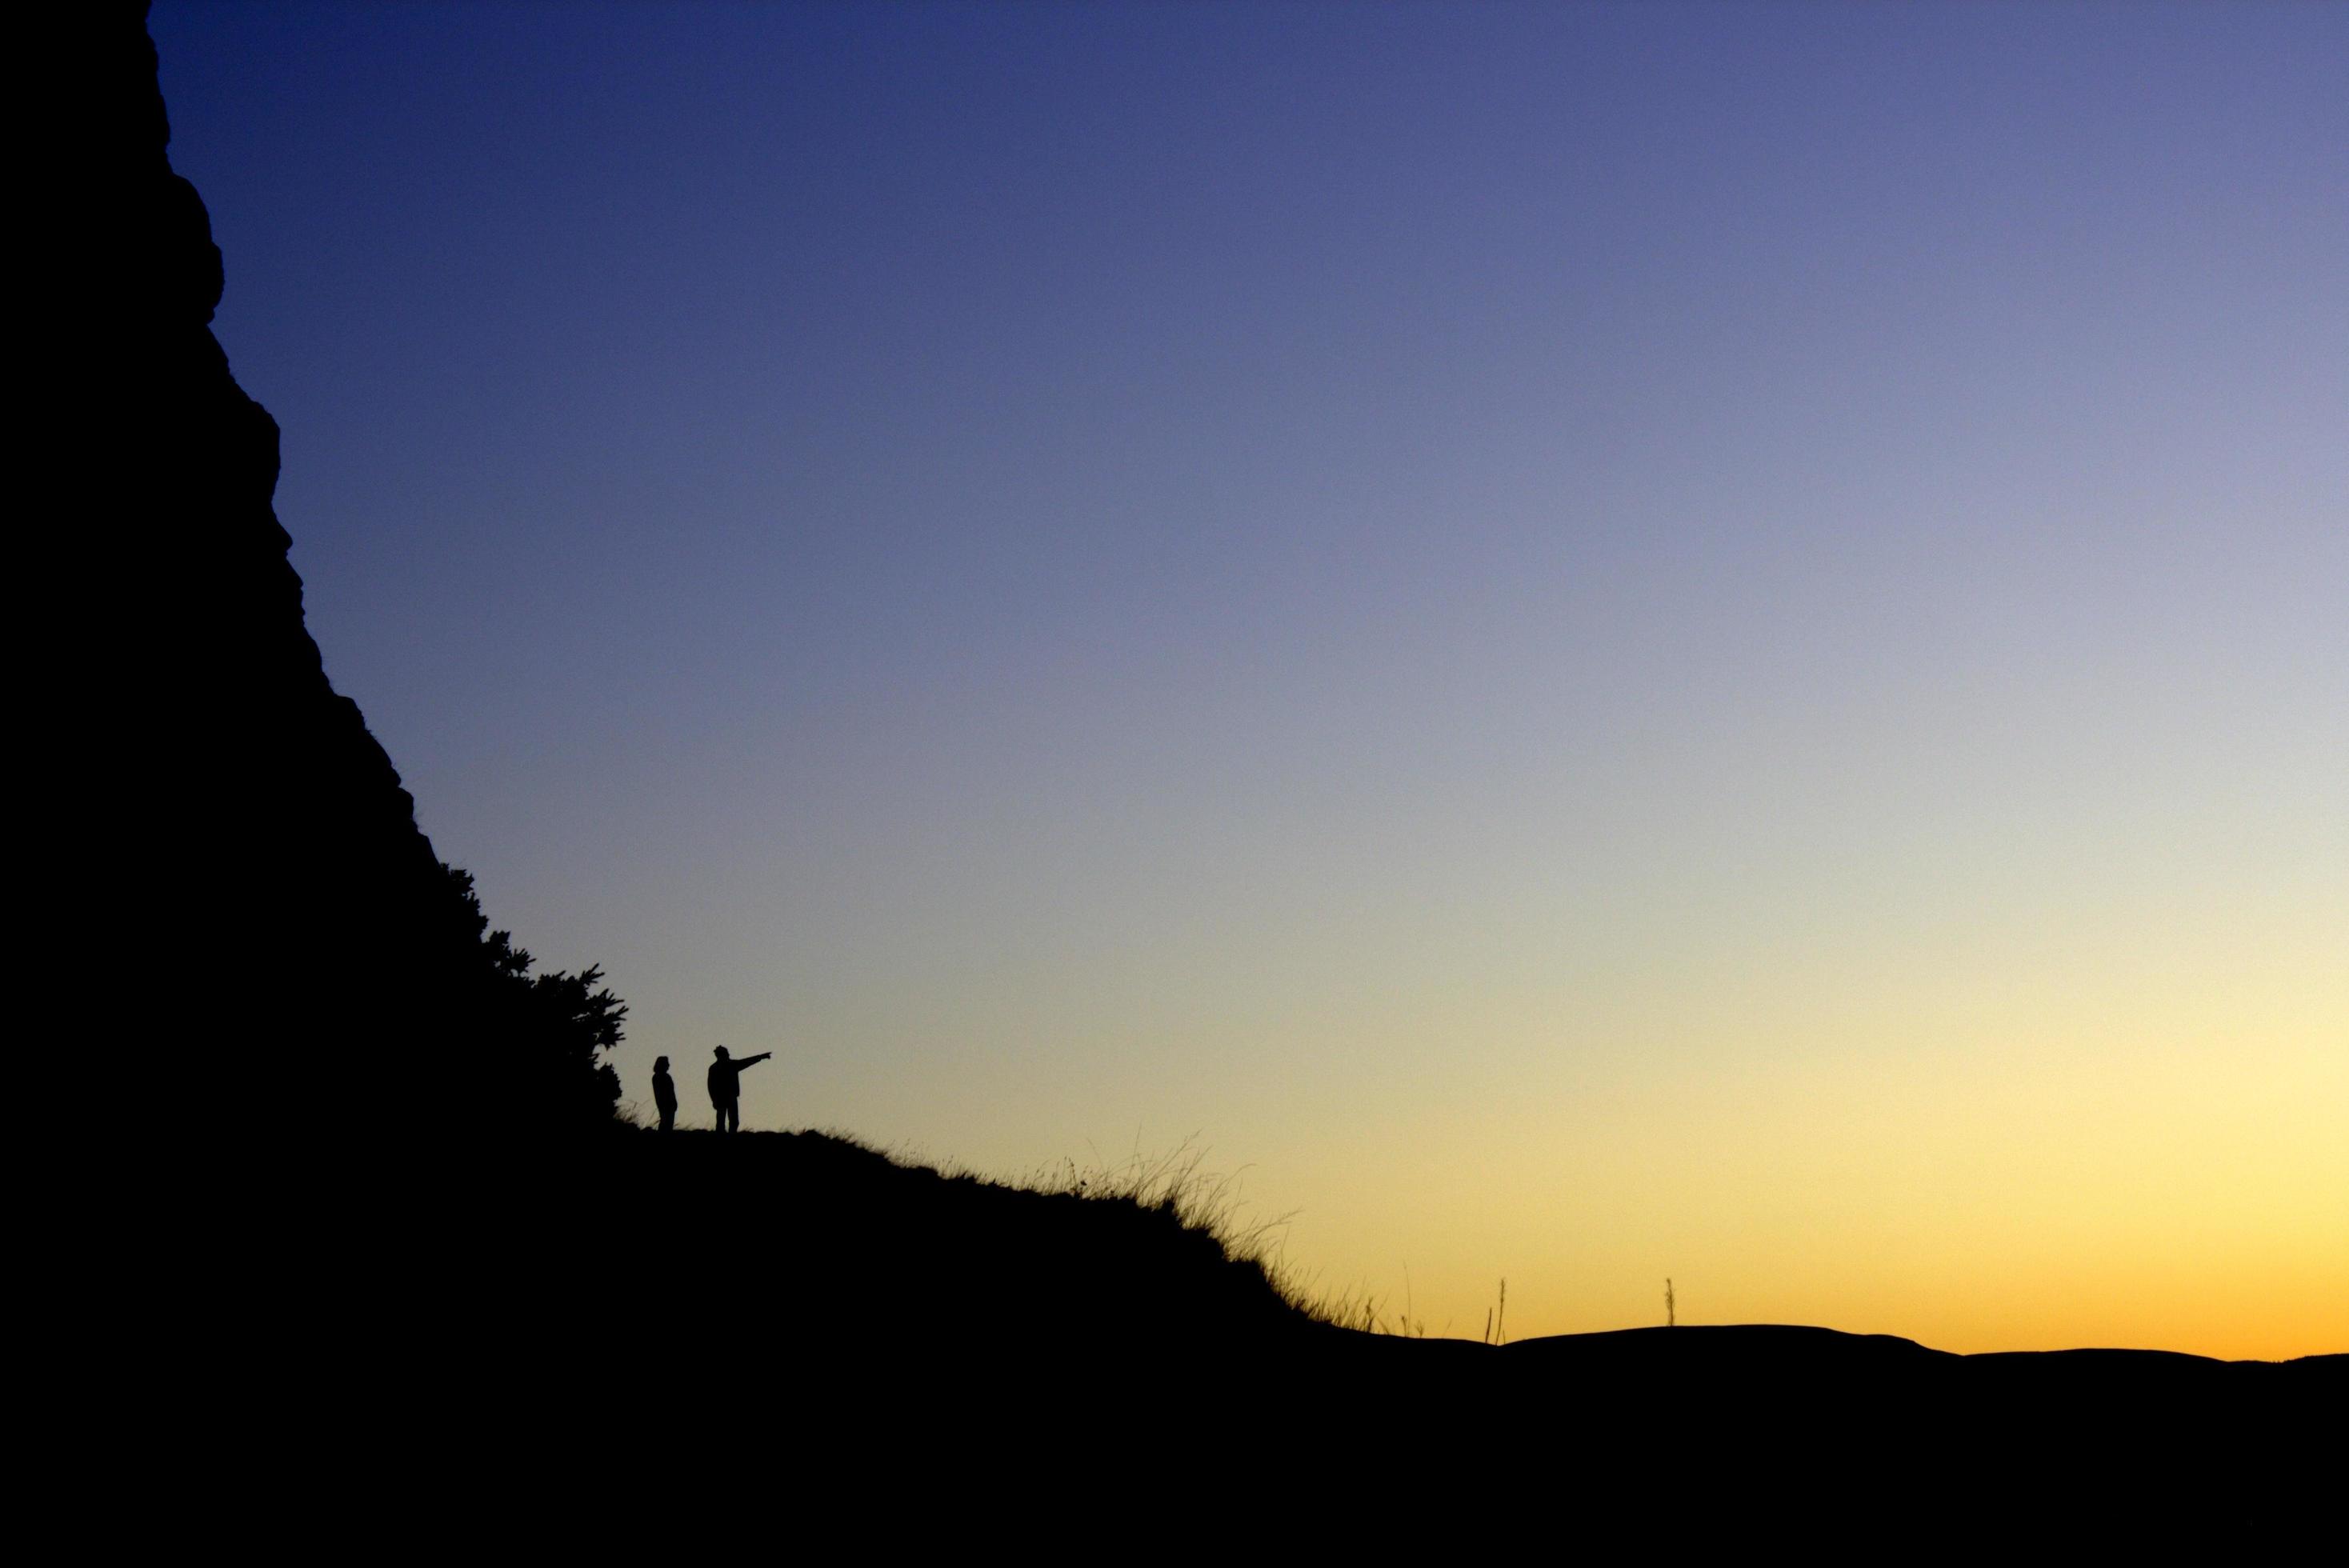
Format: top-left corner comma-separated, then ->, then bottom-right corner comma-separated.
650,1055 -> 678,1132
706,1045 -> 772,1134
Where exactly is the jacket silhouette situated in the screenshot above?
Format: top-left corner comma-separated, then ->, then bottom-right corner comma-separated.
650,1055 -> 678,1131
707,1046 -> 771,1134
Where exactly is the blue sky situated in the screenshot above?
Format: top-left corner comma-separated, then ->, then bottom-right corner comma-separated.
154,2 -> 2345,1354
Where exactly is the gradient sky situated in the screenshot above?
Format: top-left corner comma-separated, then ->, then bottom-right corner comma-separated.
154,2 -> 2344,1358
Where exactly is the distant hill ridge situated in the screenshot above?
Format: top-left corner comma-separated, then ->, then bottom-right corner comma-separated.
502,1129 -> 2338,1418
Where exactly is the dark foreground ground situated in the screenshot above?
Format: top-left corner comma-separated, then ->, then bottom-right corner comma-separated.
106,1125 -> 2314,1544
394,1127 -> 2335,1530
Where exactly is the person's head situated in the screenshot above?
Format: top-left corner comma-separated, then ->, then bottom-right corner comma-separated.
654,1055 -> 669,1073
714,1046 -> 730,1060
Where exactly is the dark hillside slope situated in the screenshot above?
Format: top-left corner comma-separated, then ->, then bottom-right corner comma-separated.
485,1130 -> 2337,1454
505,1130 -> 1327,1405
444,1130 -> 2338,1537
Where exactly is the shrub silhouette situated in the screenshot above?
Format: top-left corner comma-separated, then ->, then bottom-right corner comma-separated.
436,864 -> 630,1130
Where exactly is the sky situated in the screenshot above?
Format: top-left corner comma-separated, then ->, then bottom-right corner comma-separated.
153,1 -> 2344,1359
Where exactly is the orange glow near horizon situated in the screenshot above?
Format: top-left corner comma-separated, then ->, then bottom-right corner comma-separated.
1255,1020 -> 2344,1362
754,837 -> 2347,1362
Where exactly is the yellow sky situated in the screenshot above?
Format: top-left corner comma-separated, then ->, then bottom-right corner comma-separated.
796,837 -> 2344,1362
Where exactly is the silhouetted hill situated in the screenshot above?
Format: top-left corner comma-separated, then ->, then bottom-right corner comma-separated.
516,1130 -> 1325,1399
314,1124 -> 2330,1536
498,1130 -> 2335,1452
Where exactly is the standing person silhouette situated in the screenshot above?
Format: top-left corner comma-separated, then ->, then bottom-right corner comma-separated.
706,1045 -> 771,1134
650,1055 -> 678,1132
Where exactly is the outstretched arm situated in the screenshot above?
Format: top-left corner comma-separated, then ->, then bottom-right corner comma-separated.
741,1052 -> 774,1068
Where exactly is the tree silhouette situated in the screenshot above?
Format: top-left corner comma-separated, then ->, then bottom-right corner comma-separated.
438,864 -> 630,1130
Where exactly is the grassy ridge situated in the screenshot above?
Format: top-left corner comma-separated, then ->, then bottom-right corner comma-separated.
518,1129 -> 2336,1386
438,1124 -> 2335,1518
539,1129 -> 1332,1392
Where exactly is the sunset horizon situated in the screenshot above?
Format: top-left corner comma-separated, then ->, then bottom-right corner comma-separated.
139,0 -> 2343,1367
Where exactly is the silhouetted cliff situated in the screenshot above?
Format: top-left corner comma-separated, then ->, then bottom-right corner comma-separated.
68,6 -> 617,1154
